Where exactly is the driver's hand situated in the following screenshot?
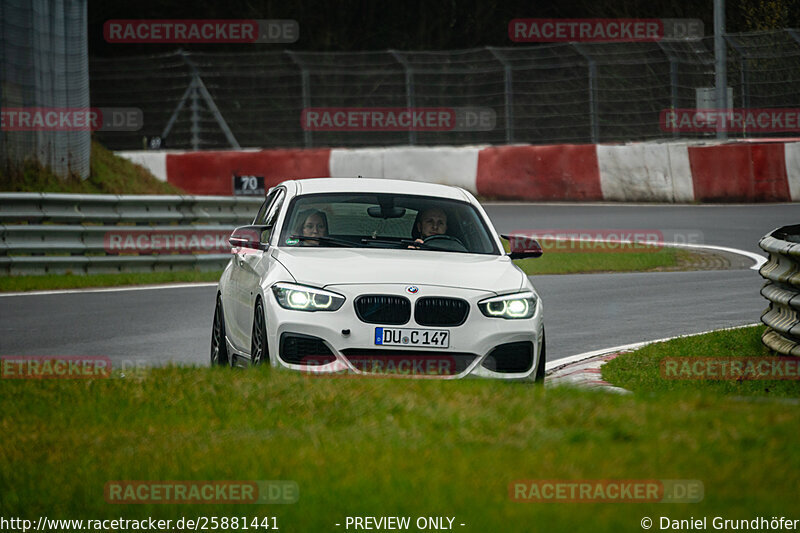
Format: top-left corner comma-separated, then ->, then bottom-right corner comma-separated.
407,238 -> 424,249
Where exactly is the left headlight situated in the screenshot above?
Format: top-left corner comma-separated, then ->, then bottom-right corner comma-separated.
478,291 -> 538,319
272,282 -> 345,312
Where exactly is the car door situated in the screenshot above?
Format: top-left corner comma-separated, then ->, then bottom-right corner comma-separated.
237,187 -> 286,356
225,188 -> 281,353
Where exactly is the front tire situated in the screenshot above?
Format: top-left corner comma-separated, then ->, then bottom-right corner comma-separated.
250,298 -> 268,366
534,329 -> 546,384
211,295 -> 230,367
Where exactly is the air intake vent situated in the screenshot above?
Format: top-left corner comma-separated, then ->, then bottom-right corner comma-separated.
481,342 -> 533,373
279,333 -> 336,365
355,295 -> 411,325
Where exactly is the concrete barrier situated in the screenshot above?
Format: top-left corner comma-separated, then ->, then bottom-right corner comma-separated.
784,142 -> 800,201
476,144 -> 602,200
597,143 -> 694,202
165,149 -> 332,195
118,139 -> 800,202
329,146 -> 481,191
688,143 -> 790,202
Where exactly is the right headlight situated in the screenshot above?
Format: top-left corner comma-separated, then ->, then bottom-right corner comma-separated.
478,291 -> 538,319
271,282 -> 345,312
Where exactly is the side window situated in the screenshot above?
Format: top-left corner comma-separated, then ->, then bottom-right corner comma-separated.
254,188 -> 279,225
261,189 -> 285,244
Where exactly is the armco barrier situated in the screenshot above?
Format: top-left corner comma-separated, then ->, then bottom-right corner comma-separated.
0,193 -> 262,225
0,193 -> 263,276
759,225 -> 800,356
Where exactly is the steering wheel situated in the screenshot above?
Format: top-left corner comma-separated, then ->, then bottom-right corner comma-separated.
422,234 -> 468,252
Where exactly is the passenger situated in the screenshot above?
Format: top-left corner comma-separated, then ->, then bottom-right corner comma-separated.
294,210 -> 329,245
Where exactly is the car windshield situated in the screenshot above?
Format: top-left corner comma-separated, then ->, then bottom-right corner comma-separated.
279,193 -> 499,255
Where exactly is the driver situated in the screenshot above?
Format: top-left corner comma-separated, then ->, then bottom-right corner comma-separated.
410,207 -> 447,247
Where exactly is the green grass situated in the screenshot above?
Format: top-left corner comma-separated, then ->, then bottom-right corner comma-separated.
505,238 -> 687,275
1,244 -> 701,292
602,325 -> 800,397
0,270 -> 222,292
0,139 -> 182,194
1,367 -> 799,531
514,248 -> 682,275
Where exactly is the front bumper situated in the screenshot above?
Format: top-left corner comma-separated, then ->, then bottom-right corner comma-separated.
264,283 -> 544,380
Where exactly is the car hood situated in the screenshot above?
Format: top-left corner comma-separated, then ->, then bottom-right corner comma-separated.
272,247 -> 525,293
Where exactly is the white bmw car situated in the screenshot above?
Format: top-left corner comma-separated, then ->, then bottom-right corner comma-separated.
211,178 -> 546,382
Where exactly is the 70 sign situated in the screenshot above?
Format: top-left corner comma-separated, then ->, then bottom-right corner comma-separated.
233,175 -> 265,196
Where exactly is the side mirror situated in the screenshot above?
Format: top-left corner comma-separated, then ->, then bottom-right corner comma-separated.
229,225 -> 270,251
502,234 -> 543,259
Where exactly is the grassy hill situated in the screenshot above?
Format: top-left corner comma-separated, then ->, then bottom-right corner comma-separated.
0,139 -> 182,194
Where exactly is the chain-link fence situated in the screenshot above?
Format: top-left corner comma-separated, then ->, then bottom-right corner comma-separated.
1,0 -> 90,177
90,29 -> 800,151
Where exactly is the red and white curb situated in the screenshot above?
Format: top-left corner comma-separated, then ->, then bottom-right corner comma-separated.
545,351 -> 631,393
545,323 -> 761,392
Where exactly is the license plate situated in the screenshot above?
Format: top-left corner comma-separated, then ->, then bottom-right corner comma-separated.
374,327 -> 449,348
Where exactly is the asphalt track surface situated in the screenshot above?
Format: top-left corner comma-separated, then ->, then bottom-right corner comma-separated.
1,204 -> 796,366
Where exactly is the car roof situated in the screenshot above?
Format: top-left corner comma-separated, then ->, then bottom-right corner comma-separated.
283,177 -> 471,202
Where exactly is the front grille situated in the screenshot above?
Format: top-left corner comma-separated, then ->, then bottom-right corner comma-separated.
414,297 -> 469,326
355,295 -> 411,325
481,342 -> 533,373
341,349 -> 477,376
279,333 -> 336,365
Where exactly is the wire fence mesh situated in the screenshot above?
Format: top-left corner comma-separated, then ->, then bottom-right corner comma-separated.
1,0 -> 90,177
89,29 -> 800,150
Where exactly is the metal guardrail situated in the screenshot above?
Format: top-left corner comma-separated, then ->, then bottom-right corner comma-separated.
759,225 -> 800,356
0,193 -> 263,276
0,193 -> 263,225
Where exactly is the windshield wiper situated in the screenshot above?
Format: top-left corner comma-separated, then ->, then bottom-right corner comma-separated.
360,237 -> 420,248
360,237 -> 445,250
290,235 -> 362,247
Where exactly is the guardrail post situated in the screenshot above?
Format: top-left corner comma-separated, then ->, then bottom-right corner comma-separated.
573,44 -> 599,144
657,42 -> 680,139
390,50 -> 417,145
487,47 -> 515,144
713,0 -> 728,141
725,36 -> 749,136
286,51 -> 313,148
